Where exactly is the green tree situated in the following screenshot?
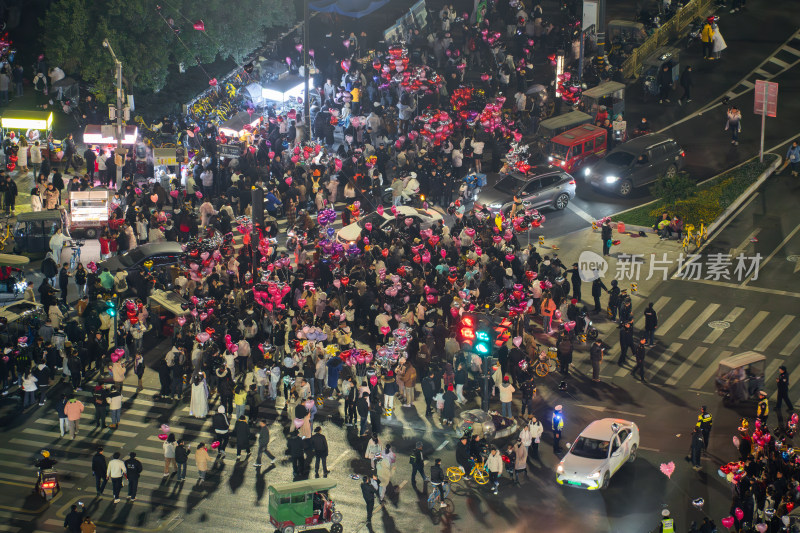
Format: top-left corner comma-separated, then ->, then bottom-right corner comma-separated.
41,0 -> 296,101
649,172 -> 698,205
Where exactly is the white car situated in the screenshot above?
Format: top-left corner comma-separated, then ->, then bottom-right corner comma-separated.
556,418 -> 640,490
336,206 -> 444,243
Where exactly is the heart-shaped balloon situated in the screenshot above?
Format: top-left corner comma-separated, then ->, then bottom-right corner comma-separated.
734,508 -> 744,521
297,298 -> 307,307
659,461 -> 675,479
376,205 -> 384,216
721,517 -> 734,529
161,424 -> 170,432
176,316 -> 186,326
365,222 -> 372,231
158,434 -> 169,441
756,523 -> 768,533
193,20 -> 205,31
512,336 -> 522,347
150,194 -> 159,203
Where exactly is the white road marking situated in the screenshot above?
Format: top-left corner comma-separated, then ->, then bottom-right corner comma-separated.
780,330 -> 800,356
634,296 -> 671,330
754,315 -> 796,352
648,342 -> 683,379
768,56 -> 791,69
730,310 -> 770,348
665,346 -> 708,387
689,350 -> 733,390
657,300 -> 696,336
742,223 -> 800,285
678,304 -> 720,340
574,404 -> 646,418
703,307 -> 745,344
675,277 -> 800,299
784,45 -> 800,56
730,229 -> 761,258
566,201 -> 596,224
435,439 -> 449,451
329,450 -> 350,469
397,480 -> 408,490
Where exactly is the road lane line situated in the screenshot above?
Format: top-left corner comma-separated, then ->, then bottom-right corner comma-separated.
649,342 -> 683,379
784,45 -> 800,56
703,307 -> 745,344
742,222 -> 800,285
435,439 -> 449,451
730,310 -> 770,348
665,346 -> 708,387
689,350 -> 733,390
566,201 -> 596,224
780,330 -> 800,356
754,315 -> 796,352
729,229 -> 761,258
329,450 -> 349,469
657,300 -> 696,336
673,277 -> 800,299
679,304 -> 720,340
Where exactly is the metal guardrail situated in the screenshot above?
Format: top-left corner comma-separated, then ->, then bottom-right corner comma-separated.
621,0 -> 714,79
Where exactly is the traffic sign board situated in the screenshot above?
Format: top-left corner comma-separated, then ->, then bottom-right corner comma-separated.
754,80 -> 778,117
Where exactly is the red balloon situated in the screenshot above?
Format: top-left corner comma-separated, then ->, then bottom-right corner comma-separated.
193,20 -> 205,31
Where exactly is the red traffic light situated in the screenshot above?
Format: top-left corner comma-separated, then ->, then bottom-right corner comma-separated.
460,327 -> 476,341
461,316 -> 475,328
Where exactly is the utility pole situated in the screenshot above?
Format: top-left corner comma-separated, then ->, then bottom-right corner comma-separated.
303,0 -> 311,141
102,39 -> 127,188
595,0 -> 607,63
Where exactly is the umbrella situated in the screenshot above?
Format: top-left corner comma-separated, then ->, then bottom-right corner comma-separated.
526,84 -> 547,95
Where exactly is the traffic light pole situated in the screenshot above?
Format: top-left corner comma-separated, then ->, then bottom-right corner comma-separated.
482,356 -> 490,412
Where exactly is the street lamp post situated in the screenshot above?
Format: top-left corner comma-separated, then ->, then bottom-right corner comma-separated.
102,39 -> 126,188
303,0 -> 311,141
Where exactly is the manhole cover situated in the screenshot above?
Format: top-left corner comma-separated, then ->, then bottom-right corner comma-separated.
708,321 -> 731,330
788,255 -> 800,263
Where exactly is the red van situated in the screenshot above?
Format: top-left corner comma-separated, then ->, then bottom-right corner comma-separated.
548,124 -> 608,173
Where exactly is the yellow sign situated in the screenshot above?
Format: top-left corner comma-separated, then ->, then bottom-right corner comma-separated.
153,148 -> 178,166
1,112 -> 53,130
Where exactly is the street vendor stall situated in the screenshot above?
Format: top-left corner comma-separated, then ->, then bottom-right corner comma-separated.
581,81 -> 625,120
261,75 -> 312,107
83,124 -> 139,146
2,111 -> 53,165
148,288 -> 189,337
68,187 -> 110,238
218,111 -> 262,139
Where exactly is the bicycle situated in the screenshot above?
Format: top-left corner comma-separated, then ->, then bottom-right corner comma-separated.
68,240 -> 85,271
0,215 -> 12,251
682,224 -> 695,253
446,459 -> 490,485
694,221 -> 707,247
427,482 -> 453,513
534,347 -> 558,377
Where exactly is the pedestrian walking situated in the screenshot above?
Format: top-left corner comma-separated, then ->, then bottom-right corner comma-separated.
601,220 -> 612,256
32,360 -> 51,406
617,322 -> 635,366
552,405 -> 564,453
725,106 -> 742,146
106,451 -> 126,503
701,18 -> 714,59
781,140 -> 800,176
310,426 -> 330,477
528,415 -> 544,464
689,427 -> 704,471
607,280 -> 621,320
56,393 -> 69,437
513,439 -> 528,483
175,439 -> 189,481
254,419 -> 277,467
776,365 -> 793,411
486,446 -> 504,495
234,415 -> 251,459
410,441 -> 426,484
91,385 -> 107,429
356,392 -> 370,436
212,405 -> 230,458
657,63 -> 673,104
711,23 -> 726,59
678,66 -> 693,105
644,302 -> 658,346
589,340 -> 604,382
365,435 -> 382,469
64,396 -> 84,439
132,353 -> 145,391
124,452 -> 142,500
631,338 -> 647,382
361,474 -> 379,523
287,430 -> 306,480
556,335 -> 573,375
592,278 -> 609,313
696,406 -> 712,451
163,433 -> 177,477
107,388 -> 122,428
21,369 -> 38,408
195,443 -> 210,485
91,446 -> 107,496
422,371 -> 437,416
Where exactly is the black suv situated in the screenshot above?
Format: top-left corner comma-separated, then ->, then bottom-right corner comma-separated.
583,134 -> 685,196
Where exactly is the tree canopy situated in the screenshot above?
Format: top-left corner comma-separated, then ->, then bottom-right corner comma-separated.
41,0 -> 295,100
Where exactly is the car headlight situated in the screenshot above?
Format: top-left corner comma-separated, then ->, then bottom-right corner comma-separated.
556,463 -> 564,474
584,168 -> 591,177
548,156 -> 554,162
587,470 -> 602,479
605,176 -> 620,183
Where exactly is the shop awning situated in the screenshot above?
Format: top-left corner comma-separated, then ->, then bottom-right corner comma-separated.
83,124 -> 139,145
1,111 -> 53,131
219,111 -> 261,137
309,0 -> 391,18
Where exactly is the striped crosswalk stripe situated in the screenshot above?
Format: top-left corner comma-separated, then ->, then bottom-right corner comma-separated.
689,350 -> 733,390
702,307 -> 745,344
657,300 -> 696,336
648,342 -> 683,378
730,310 -> 770,348
678,304 -> 719,340
754,315 -> 795,352
665,346 -> 708,386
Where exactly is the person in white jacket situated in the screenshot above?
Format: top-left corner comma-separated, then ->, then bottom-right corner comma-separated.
521,415 -> 544,465
401,172 -> 420,202
485,446 -> 504,495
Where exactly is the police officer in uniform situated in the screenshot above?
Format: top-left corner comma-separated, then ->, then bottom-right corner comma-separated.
552,405 -> 564,453
696,406 -> 712,451
757,391 -> 769,426
660,509 -> 674,532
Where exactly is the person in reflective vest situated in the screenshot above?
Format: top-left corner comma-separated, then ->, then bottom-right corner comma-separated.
552,405 -> 564,453
695,406 -> 712,451
757,391 -> 769,425
660,509 -> 674,532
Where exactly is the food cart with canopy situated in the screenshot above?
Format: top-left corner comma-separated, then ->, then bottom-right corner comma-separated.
261,75 -> 313,110
218,111 -> 262,139
581,81 -> 625,120
12,210 -> 63,256
268,479 -> 342,533
1,110 -> 53,142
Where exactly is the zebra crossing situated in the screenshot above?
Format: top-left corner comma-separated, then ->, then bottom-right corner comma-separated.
592,295 -> 800,394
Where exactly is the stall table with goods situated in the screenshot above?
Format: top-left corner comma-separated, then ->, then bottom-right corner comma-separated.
1,111 -> 53,170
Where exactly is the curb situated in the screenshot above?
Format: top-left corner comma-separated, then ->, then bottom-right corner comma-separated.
703,154 -> 782,241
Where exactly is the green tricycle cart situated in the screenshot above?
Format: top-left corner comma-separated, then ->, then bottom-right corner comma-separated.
269,479 -> 343,533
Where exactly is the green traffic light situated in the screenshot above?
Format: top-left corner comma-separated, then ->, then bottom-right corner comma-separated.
476,331 -> 490,342
475,343 -> 489,355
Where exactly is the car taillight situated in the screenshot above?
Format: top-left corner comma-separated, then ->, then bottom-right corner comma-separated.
569,180 -> 576,185
679,150 -> 685,157
41,481 -> 56,488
